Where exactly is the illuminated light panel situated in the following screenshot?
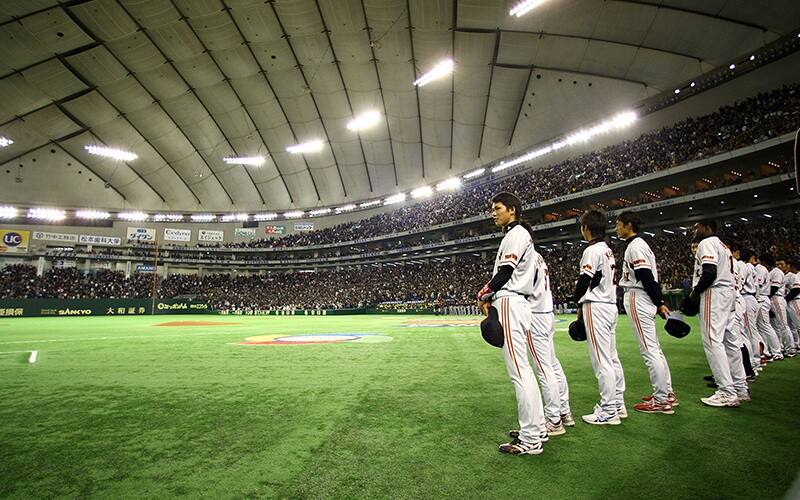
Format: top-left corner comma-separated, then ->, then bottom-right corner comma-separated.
346,110 -> 381,131
0,136 -> 13,148
436,177 -> 462,191
0,206 -> 18,218
359,200 -> 382,209
153,214 -> 184,222
223,156 -> 265,166
191,214 -> 216,222
729,63 -> 736,70
85,145 -> 137,162
286,140 -> 323,154
335,204 -> 356,213
463,168 -> 485,179
75,210 -> 110,220
662,229 -> 675,234
384,193 -> 407,205
413,59 -> 454,87
411,186 -> 433,199
253,213 -> 277,221
509,0 -> 548,17
309,208 -> 331,216
118,212 -> 148,222
221,213 -> 249,222
28,208 -> 66,221
283,210 -> 304,219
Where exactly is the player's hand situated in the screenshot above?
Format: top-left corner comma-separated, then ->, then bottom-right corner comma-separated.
576,306 -> 583,321
478,299 -> 491,316
657,304 -> 670,319
477,282 -> 494,302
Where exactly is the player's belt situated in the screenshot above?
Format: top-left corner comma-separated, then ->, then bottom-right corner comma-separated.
622,286 -> 645,291
494,290 -> 531,299
743,292 -> 756,296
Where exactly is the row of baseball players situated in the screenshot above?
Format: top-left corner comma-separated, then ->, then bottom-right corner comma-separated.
477,192 -> 799,456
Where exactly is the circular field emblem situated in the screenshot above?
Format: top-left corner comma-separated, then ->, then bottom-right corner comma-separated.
239,333 -> 392,345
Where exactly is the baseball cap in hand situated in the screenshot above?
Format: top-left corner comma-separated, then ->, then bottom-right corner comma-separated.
480,306 -> 504,348
665,311 -> 691,338
568,319 -> 587,342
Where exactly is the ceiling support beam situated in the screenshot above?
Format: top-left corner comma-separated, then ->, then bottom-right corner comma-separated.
449,0 -> 457,170
405,0 -> 426,179
507,66 -> 534,146
493,62 -> 648,87
606,0 -> 769,33
477,30 -> 500,160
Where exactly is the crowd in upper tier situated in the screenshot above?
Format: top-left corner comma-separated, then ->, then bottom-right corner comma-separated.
214,83 -> 799,249
3,215 -> 797,311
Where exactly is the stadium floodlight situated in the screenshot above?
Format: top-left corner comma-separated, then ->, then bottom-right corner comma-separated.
28,208 -> 66,221
75,210 -> 110,220
644,231 -> 656,237
335,204 -> 356,213
384,193 -> 407,205
118,212 -> 148,221
763,213 -> 772,218
750,55 -> 755,61
287,140 -> 324,154
190,214 -> 216,222
223,156 -> 265,166
662,229 -> 675,234
413,59 -> 454,87
674,89 -> 680,94
309,208 -> 331,216
347,110 -> 381,131
283,210 -> 304,219
359,200 -> 382,209
153,214 -> 184,222
729,63 -> 736,70
221,213 -> 249,222
740,217 -> 749,222
436,177 -> 462,191
463,168 -> 485,180
509,0 -> 548,17
85,145 -> 137,162
253,213 -> 277,221
411,186 -> 433,199
0,206 -> 17,218
0,136 -> 13,148
690,82 -> 696,87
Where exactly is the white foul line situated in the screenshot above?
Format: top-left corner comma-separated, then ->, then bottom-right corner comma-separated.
0,331 -> 243,346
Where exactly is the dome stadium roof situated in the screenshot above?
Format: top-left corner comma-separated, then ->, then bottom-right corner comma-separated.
0,0 -> 798,212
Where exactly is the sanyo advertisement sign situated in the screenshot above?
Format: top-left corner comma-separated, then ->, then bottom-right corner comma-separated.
126,227 -> 156,242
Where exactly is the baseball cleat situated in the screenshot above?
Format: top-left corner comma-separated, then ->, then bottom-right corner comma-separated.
641,393 -> 680,407
546,420 -> 566,436
508,429 -> 549,443
561,412 -> 576,427
499,437 -> 544,455
617,405 -> 628,419
582,405 -> 621,425
634,400 -> 675,414
737,390 -> 752,402
703,375 -> 715,382
700,393 -> 740,407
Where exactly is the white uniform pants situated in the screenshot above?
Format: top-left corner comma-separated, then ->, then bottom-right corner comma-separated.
787,299 -> 800,347
770,296 -> 797,354
699,288 -> 737,398
756,297 -> 782,356
496,295 -> 544,443
623,290 -> 673,403
582,302 -> 625,414
742,295 -> 763,367
528,311 -> 571,424
724,296 -> 748,394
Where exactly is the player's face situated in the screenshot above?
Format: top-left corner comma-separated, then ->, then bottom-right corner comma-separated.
692,223 -> 709,240
492,202 -> 514,228
614,220 -> 631,239
777,260 -> 788,272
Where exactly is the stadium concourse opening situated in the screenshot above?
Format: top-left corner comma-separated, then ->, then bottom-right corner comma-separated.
1,0 -> 800,497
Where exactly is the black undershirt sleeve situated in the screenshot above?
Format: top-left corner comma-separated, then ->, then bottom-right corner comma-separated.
769,286 -> 779,298
691,263 -> 717,298
634,268 -> 664,307
574,274 -> 592,304
786,288 -> 800,301
488,265 -> 514,293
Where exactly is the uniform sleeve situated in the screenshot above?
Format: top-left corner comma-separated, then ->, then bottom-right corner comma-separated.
769,269 -> 783,286
497,229 -> 529,269
696,239 -> 718,266
579,247 -> 597,277
628,243 -> 652,270
793,275 -> 800,289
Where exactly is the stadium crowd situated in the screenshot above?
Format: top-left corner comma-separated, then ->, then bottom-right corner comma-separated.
3,215 -> 797,311
216,83 -> 799,249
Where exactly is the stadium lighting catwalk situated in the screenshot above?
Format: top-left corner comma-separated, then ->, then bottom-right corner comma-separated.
509,0 -> 549,17
75,210 -> 110,220
223,156 -> 265,166
118,212 -> 148,222
0,206 -> 17,218
413,59 -> 454,87
85,145 -> 138,162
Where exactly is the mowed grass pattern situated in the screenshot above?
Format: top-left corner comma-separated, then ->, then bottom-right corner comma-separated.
1,314 -> 798,499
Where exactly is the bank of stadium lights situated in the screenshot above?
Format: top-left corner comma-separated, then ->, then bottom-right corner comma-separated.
223,156 -> 265,166
359,200 -> 382,209
85,145 -> 137,162
118,212 -> 147,222
436,177 -> 462,191
308,208 -> 331,217
335,204 -> 356,214
463,168 -> 485,180
28,208 -> 66,221
662,229 -> 675,234
411,186 -> 433,199
0,206 -> 17,218
763,213 -> 773,218
75,210 -> 110,220
253,213 -> 277,221
153,214 -> 183,222
190,214 -> 216,222
347,110 -> 381,131
729,64 -> 736,70
284,210 -> 304,219
221,213 -> 248,222
509,0 -> 548,17
384,193 -> 407,205
286,140 -> 324,154
413,59 -> 454,87
0,136 -> 13,148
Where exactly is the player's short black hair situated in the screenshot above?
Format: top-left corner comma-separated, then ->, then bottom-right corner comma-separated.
580,209 -> 607,238
740,248 -> 754,262
728,241 -> 741,253
491,192 -> 523,218
759,252 -> 776,267
696,219 -> 718,233
615,211 -> 640,232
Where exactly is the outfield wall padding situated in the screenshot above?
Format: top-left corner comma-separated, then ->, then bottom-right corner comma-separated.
0,298 -> 212,317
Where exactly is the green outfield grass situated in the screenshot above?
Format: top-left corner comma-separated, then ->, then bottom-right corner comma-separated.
0,314 -> 798,499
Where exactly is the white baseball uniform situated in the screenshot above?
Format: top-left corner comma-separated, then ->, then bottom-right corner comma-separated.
619,235 -> 673,403
786,272 -> 800,346
693,236 -> 740,399
724,259 -> 749,393
579,240 -> 625,415
769,267 -> 797,354
527,250 -> 571,425
741,261 -> 763,367
755,263 -> 782,356
490,222 -> 544,444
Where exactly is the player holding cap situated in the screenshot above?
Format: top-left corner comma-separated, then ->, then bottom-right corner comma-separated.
784,259 -> 800,347
614,211 -> 677,414
764,253 -> 798,357
477,192 -> 545,455
527,248 -> 574,435
575,210 -> 626,425
754,253 -> 783,361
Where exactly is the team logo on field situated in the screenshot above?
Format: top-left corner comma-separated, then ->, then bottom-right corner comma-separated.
238,333 -> 392,345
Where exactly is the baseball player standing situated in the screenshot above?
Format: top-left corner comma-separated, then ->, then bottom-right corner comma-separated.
614,211 -> 677,414
784,259 -> 800,347
527,248 -> 574,435
754,254 -> 784,360
764,253 -> 798,357
575,210 -> 626,425
478,192 -> 545,455
739,249 -> 765,371
683,221 -> 741,407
